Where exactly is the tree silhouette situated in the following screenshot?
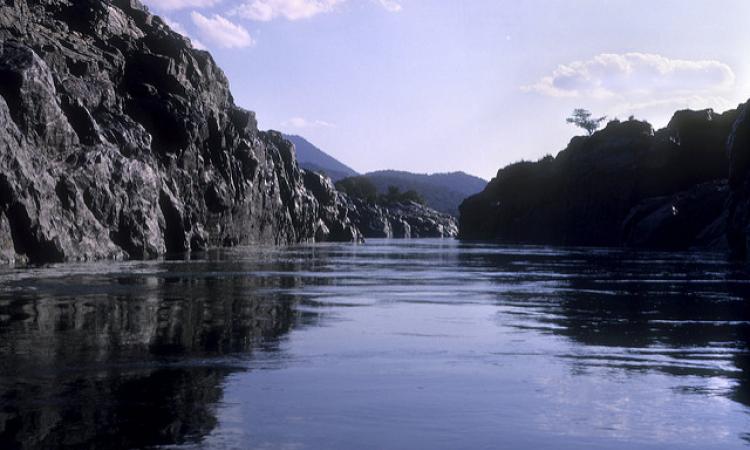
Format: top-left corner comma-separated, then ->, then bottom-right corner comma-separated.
566,109 -> 607,135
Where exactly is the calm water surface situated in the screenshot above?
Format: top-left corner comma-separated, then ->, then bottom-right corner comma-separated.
1,239 -> 749,449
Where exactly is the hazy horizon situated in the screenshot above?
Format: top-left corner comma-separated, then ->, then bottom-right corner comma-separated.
143,0 -> 750,179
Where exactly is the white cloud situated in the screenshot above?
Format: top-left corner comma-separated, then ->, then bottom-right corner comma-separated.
523,53 -> 739,126
232,0 -> 344,21
375,0 -> 401,12
191,12 -> 255,48
144,0 -> 220,11
523,53 -> 735,99
282,117 -> 335,128
163,17 -> 207,50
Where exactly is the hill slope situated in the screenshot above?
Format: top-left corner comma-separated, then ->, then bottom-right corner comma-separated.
359,170 -> 487,217
284,134 -> 358,181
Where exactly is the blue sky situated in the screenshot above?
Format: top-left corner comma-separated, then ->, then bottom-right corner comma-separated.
143,0 -> 750,180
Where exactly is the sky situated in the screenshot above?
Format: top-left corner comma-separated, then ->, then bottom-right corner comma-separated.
142,0 -> 750,180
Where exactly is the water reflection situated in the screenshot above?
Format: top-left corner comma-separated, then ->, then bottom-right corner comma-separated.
459,245 -> 750,408
1,242 -> 749,449
0,253 -> 316,449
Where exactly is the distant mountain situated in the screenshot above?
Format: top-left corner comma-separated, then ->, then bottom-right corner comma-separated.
360,170 -> 488,217
284,134 -> 358,181
283,135 -> 487,216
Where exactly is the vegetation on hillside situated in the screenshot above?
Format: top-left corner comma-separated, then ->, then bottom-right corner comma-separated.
335,177 -> 425,206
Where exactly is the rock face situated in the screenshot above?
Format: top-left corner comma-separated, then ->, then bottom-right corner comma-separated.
301,170 -> 362,242
728,102 -> 750,258
460,108 -> 741,250
0,0 -> 327,264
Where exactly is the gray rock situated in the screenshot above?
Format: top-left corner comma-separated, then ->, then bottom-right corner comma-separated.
347,198 -> 457,239
301,170 -> 362,242
0,0 -> 324,264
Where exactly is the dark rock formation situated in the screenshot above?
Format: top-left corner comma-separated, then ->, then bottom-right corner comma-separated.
0,0 -> 326,264
460,108 -> 740,250
728,102 -> 750,258
622,180 -> 728,250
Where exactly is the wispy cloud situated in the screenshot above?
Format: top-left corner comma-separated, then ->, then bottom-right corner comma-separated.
144,0 -> 220,11
191,12 -> 255,48
232,0 -> 344,21
231,0 -> 400,21
523,53 -> 735,99
163,17 -> 207,50
282,117 -> 335,129
375,0 -> 401,12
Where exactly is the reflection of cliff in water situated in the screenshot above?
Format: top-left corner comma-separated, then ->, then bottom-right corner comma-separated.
0,258 -> 318,449
460,245 -> 750,408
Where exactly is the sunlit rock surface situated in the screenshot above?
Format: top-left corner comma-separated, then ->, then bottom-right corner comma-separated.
0,0 -> 324,264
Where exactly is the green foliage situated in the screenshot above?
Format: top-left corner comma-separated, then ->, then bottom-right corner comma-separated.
566,108 -> 607,136
379,185 -> 426,205
336,178 -> 426,206
335,176 -> 378,202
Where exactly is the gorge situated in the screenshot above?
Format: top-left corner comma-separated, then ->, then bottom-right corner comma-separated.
0,0 -> 455,266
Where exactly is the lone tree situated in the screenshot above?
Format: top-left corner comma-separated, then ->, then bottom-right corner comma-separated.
566,109 -> 607,136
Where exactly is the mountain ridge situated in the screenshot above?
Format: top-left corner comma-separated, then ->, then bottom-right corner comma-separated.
283,133 -> 487,217
354,170 -> 487,216
283,134 -> 358,181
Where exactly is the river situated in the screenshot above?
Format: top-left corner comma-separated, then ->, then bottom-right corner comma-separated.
1,239 -> 748,449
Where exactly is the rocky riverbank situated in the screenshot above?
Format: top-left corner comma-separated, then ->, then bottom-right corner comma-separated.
302,170 -> 457,241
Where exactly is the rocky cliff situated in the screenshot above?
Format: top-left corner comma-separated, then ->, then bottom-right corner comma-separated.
460,106 -> 748,252
0,0 -> 356,265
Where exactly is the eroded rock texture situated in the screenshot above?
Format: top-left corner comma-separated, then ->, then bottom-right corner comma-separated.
0,0 -> 325,264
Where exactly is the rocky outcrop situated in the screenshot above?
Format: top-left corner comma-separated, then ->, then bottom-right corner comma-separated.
347,198 -> 458,239
728,101 -> 750,258
460,108 -> 740,250
301,170 -> 362,242
0,0 -> 324,264
622,180 -> 728,250
302,171 -> 458,240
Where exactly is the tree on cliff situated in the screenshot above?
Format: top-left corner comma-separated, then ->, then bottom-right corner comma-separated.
566,109 -> 607,135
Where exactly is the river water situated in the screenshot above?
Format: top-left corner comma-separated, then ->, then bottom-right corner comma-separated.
0,239 -> 748,449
